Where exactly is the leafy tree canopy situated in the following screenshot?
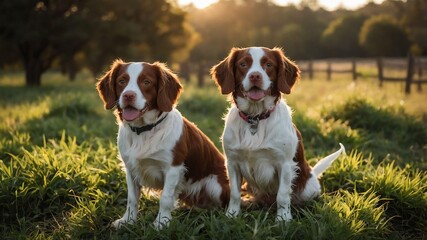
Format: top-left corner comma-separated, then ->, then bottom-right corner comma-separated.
322,14 -> 366,58
0,0 -> 196,86
359,15 -> 410,57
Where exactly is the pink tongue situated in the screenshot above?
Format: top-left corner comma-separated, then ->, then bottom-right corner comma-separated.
247,89 -> 265,101
123,108 -> 142,121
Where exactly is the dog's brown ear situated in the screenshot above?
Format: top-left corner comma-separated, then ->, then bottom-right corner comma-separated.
96,59 -> 123,109
273,47 -> 300,94
210,48 -> 240,95
155,62 -> 183,112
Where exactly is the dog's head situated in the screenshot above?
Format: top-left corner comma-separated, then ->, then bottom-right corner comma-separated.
97,60 -> 182,122
211,47 -> 300,114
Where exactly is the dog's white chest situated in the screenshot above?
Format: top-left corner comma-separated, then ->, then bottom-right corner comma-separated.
134,158 -> 168,189
222,101 -> 299,194
117,110 -> 184,189
236,149 -> 281,193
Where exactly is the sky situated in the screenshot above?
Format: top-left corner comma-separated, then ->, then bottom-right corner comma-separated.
177,0 -> 385,11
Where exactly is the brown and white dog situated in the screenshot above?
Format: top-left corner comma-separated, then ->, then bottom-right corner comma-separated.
211,47 -> 344,222
97,60 -> 229,229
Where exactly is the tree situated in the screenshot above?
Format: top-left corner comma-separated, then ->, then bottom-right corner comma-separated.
322,14 -> 366,58
401,0 -> 427,55
359,15 -> 410,57
0,0 -> 197,86
275,24 -> 308,59
0,0 -> 93,86
70,0 -> 198,78
188,1 -> 328,62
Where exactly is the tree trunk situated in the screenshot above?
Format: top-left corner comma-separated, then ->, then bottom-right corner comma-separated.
68,60 -> 78,82
24,57 -> 43,87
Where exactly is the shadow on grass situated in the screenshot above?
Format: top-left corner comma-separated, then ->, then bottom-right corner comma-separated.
0,85 -> 59,107
0,89 -> 117,160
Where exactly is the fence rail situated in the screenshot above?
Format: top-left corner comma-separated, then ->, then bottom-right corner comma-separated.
297,55 -> 427,94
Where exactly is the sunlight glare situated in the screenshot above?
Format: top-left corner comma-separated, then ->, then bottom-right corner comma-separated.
178,0 -> 218,9
177,0 -> 385,10
273,0 -> 384,10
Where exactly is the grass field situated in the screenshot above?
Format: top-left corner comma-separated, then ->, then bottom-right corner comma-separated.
0,70 -> 426,239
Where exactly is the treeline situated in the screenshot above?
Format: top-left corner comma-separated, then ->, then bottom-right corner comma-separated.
188,0 -> 426,62
0,0 -> 426,86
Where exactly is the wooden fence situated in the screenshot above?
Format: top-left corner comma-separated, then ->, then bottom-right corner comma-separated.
179,55 -> 427,94
297,54 -> 427,94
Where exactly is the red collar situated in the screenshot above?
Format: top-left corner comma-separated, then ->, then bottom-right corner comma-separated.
238,106 -> 276,123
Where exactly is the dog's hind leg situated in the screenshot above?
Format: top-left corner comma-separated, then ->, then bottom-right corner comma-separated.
296,143 -> 346,202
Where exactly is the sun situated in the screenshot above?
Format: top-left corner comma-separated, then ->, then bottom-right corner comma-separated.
177,0 -> 218,9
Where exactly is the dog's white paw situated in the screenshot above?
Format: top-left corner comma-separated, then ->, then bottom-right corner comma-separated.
275,214 -> 293,223
276,208 -> 292,223
111,217 -> 134,229
226,206 -> 240,218
153,214 -> 171,230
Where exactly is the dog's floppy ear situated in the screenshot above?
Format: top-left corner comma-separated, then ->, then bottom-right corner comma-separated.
96,59 -> 123,109
155,62 -> 183,112
210,48 -> 240,95
273,47 -> 300,94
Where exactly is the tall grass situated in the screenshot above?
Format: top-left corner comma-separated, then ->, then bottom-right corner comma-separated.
323,98 -> 427,167
0,71 -> 426,239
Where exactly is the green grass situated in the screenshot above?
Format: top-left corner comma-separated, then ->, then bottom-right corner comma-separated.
0,70 -> 426,239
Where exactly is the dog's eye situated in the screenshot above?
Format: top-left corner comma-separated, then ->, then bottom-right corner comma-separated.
240,62 -> 247,68
143,79 -> 151,85
118,79 -> 126,85
266,62 -> 273,68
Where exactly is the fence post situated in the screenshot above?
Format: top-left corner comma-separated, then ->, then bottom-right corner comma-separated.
417,58 -> 423,78
327,61 -> 331,81
352,59 -> 357,81
308,60 -> 313,80
416,57 -> 422,92
180,62 -> 190,83
197,61 -> 205,87
377,58 -> 384,87
405,53 -> 414,94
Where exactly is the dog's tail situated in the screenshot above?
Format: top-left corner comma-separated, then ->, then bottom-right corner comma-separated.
312,143 -> 345,178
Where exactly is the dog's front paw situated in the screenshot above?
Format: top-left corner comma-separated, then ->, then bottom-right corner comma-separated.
276,207 -> 292,222
111,217 -> 134,229
153,214 -> 171,230
275,214 -> 293,223
226,206 -> 240,218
